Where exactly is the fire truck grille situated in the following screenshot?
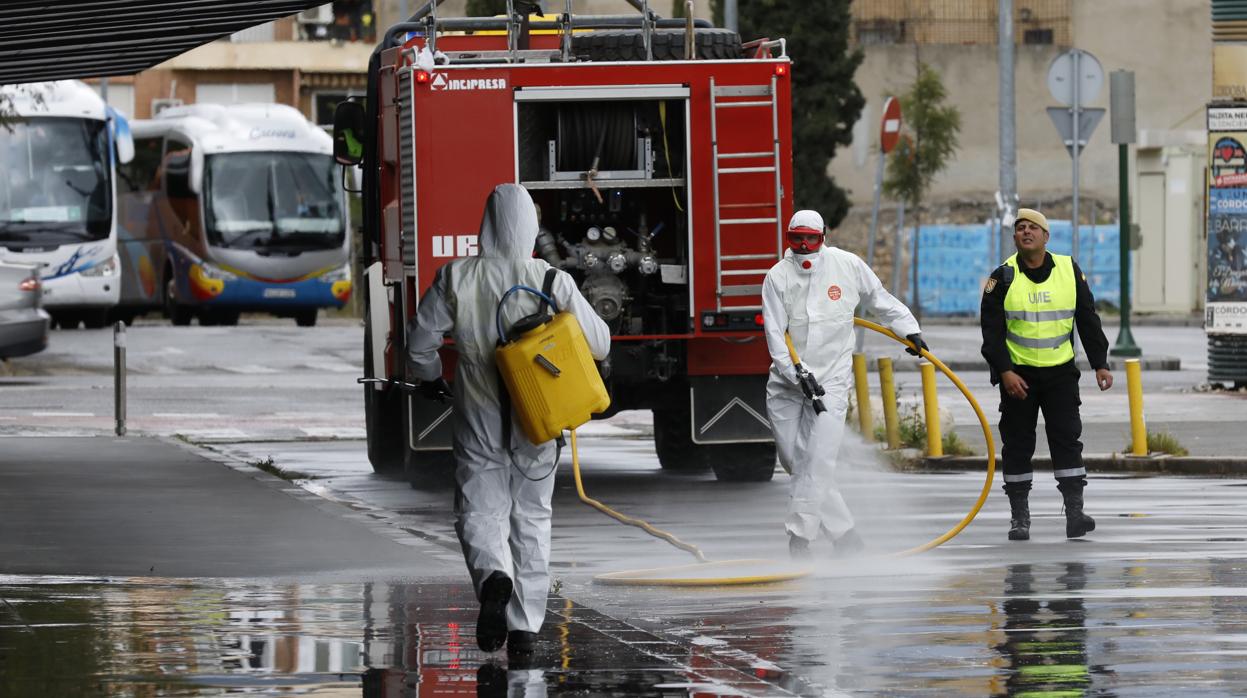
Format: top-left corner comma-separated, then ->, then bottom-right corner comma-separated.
399,70 -> 416,266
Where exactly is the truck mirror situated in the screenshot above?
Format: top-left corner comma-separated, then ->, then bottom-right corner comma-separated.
333,101 -> 366,166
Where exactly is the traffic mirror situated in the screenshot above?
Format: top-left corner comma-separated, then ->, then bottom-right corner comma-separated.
333,101 -> 365,166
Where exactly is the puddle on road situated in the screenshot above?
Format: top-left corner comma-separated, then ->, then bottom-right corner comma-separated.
0,576 -> 755,697
5,559 -> 1247,696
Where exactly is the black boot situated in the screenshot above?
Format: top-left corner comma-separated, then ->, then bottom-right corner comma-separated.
1007,491 -> 1030,541
1062,488 -> 1095,538
476,571 -> 513,652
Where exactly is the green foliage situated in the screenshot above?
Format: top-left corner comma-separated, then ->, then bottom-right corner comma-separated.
465,0 -> 508,16
1125,431 -> 1189,457
738,0 -> 863,228
883,62 -> 961,207
875,400 -> 975,456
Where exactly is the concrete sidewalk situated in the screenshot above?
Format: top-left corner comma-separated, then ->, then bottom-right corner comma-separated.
0,436 -> 461,579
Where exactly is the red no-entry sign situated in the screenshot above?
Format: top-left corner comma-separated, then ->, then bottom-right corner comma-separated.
880,96 -> 902,154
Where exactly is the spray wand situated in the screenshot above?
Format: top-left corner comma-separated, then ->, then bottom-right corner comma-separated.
783,333 -> 826,414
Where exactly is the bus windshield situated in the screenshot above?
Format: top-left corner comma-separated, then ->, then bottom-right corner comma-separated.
204,152 -> 345,250
0,117 -> 112,244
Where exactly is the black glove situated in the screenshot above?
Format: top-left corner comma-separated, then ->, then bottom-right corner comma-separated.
905,333 -> 929,357
418,377 -> 452,403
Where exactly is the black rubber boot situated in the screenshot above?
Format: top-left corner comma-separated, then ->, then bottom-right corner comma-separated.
1062,489 -> 1096,538
507,630 -> 538,655
476,571 -> 513,652
1007,491 -> 1031,541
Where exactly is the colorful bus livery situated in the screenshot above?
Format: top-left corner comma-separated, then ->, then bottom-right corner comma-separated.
116,103 -> 350,326
0,80 -> 135,329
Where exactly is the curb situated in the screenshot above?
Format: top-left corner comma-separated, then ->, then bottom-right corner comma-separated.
884,356 -> 1182,373
913,454 -> 1247,476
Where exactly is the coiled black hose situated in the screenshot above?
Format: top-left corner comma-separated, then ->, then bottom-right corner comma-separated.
557,104 -> 637,172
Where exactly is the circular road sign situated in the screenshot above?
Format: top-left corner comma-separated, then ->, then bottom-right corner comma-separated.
880,96 -> 902,154
1046,49 -> 1104,106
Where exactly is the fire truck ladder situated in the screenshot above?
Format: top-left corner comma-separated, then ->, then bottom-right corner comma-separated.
710,75 -> 783,312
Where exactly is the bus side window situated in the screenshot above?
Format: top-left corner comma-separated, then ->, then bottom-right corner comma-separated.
163,138 -> 194,200
119,137 -> 162,193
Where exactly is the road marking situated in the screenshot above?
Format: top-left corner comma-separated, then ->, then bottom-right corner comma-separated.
220,365 -> 280,374
31,411 -> 95,417
152,412 -> 223,418
301,427 -> 366,438
274,411 -> 339,418
303,361 -> 360,374
176,428 -> 248,439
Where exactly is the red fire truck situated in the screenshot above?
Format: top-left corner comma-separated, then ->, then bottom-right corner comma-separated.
335,2 -> 793,484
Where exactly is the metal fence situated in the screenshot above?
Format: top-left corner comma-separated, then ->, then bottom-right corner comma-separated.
850,0 -> 1072,47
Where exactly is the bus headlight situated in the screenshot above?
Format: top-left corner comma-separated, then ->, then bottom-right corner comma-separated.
320,265 -> 351,283
80,255 -> 119,277
196,262 -> 237,281
189,263 -> 228,300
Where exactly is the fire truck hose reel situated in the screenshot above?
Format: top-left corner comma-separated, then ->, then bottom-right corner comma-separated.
582,318 -> 996,586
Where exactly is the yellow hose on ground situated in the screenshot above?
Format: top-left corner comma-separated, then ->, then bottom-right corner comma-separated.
575,318 -> 997,584
850,317 -> 996,556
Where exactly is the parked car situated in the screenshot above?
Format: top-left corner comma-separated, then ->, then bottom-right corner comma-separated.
0,261 -> 50,359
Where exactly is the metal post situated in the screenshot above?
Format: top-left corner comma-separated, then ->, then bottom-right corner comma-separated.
857,148 -> 887,352
891,202 -> 906,294
878,357 -> 900,450
724,0 -> 738,32
1125,358 -> 1147,455
1112,142 -> 1141,356
113,322 -> 126,436
1072,50 -> 1082,261
853,353 -> 873,438
998,0 -> 1016,263
1109,69 -> 1141,357
920,362 -> 942,457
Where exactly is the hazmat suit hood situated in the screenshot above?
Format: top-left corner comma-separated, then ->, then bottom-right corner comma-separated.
478,183 -> 539,259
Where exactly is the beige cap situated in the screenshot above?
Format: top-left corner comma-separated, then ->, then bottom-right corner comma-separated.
1014,208 -> 1049,233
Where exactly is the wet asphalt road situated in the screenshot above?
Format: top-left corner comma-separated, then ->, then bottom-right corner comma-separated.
5,320 -> 1247,695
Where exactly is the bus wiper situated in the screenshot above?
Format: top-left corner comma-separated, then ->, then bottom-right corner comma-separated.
223,228 -> 277,246
0,231 -> 32,241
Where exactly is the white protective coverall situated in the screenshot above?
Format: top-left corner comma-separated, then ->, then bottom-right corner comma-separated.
762,245 -> 920,542
407,184 -> 610,633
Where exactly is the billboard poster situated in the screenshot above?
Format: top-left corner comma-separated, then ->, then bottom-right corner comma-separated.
1206,116 -> 1247,334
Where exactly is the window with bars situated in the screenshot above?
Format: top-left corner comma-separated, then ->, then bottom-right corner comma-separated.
849,0 -> 1071,47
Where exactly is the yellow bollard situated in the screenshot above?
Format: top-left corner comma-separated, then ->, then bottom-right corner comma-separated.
852,353 -> 873,438
921,361 -> 943,457
1125,358 -> 1147,456
878,357 -> 900,450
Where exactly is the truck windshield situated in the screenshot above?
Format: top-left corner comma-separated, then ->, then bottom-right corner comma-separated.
0,117 -> 112,244
204,152 -> 345,250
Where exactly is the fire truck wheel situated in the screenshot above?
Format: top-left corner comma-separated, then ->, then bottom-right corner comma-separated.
364,313 -> 405,476
652,407 -> 711,472
406,450 -> 456,490
709,444 -> 777,483
571,28 -> 744,62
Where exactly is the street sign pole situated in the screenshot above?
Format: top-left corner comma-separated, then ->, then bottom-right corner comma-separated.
1109,69 -> 1141,357
858,97 -> 901,352
1072,50 -> 1081,260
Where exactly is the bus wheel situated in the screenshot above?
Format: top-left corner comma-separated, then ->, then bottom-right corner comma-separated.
295,309 -> 318,327
164,277 -> 193,327
217,311 -> 240,326
81,310 -> 109,329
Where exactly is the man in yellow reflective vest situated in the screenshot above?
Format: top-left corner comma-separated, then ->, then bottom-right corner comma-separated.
980,208 -> 1113,541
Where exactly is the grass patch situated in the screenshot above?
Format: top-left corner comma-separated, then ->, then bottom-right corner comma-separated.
249,456 -> 317,481
1124,430 -> 1189,457
872,401 -> 975,456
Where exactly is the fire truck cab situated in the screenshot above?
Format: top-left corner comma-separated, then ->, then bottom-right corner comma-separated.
338,2 -> 794,483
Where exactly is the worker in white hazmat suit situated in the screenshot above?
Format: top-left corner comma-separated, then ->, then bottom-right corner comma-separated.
762,210 -> 926,559
406,184 -> 610,656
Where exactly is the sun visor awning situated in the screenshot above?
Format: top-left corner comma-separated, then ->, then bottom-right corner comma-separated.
0,1 -> 330,85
